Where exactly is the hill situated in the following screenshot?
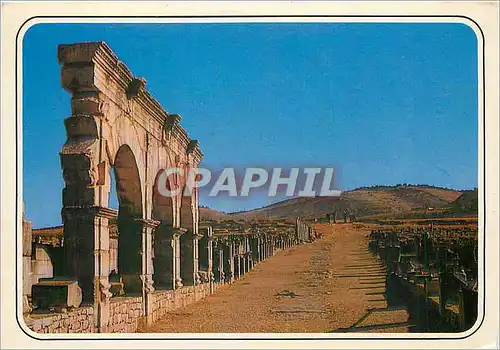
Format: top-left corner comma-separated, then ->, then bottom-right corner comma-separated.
449,189 -> 478,213
199,206 -> 230,221
215,185 -> 464,221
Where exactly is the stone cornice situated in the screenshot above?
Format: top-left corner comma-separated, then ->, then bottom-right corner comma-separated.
133,218 -> 161,229
61,206 -> 118,220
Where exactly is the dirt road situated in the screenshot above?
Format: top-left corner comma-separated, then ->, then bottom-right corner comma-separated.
139,223 -> 411,333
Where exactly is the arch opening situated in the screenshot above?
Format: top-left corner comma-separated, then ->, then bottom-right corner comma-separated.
151,170 -> 178,289
111,144 -> 144,294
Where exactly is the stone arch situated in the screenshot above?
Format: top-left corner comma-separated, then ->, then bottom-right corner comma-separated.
105,114 -> 147,218
113,144 -> 143,219
179,181 -> 200,286
151,169 -> 182,289
180,189 -> 195,233
57,42 -> 203,323
152,169 -> 176,225
111,144 -> 146,294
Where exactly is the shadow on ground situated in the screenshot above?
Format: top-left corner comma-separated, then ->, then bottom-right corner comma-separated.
332,274 -> 457,333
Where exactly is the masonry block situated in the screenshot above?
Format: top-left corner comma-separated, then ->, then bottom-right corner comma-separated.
32,278 -> 82,310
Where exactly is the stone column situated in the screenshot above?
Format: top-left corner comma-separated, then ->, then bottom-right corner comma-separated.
22,207 -> 33,314
241,255 -> 246,275
153,224 -> 184,290
251,236 -> 260,265
135,219 -> 159,319
207,235 -> 214,285
246,254 -> 251,273
174,231 -> 185,289
212,243 -> 224,283
198,227 -> 214,284
180,231 -> 202,286
260,240 -> 265,260
223,241 -> 234,283
62,206 -> 115,304
117,218 -> 158,296
234,249 -> 240,279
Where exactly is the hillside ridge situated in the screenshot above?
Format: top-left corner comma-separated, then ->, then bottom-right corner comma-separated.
200,185 -> 475,221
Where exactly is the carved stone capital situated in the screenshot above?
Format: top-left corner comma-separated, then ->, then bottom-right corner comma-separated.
133,218 -> 161,230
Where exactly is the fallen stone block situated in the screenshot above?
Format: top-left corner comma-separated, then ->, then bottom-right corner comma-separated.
31,278 -> 82,311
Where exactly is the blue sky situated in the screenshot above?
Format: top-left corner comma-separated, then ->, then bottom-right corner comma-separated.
23,22 -> 478,227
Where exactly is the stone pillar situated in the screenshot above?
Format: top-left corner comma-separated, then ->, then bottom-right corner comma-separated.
153,225 -> 184,290
198,227 -> 214,283
62,206 -> 115,304
241,255 -> 246,275
223,241 -> 234,283
179,185 -> 200,286
259,240 -> 264,261
208,234 -> 214,285
174,232 -> 184,288
180,231 -> 202,286
246,254 -> 252,273
61,206 -> 114,332
213,243 -> 224,283
295,217 -> 300,242
117,218 -> 158,297
22,207 -> 33,313
251,236 -> 260,264
136,219 -> 159,320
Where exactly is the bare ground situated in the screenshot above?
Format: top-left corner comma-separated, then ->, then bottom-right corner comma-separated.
139,223 -> 411,333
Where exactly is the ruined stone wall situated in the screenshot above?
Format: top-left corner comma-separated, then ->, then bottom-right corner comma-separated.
25,282 -> 225,333
148,283 -> 223,325
109,235 -> 118,273
108,296 -> 144,333
22,215 -> 33,313
31,244 -> 54,284
25,306 -> 95,334
148,290 -> 175,324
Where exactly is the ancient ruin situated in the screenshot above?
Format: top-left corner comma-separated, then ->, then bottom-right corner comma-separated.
22,42 -> 317,334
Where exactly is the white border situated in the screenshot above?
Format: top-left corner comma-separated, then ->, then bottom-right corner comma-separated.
1,2 -> 498,349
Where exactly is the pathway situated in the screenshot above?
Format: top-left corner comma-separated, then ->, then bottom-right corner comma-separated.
139,223 -> 412,333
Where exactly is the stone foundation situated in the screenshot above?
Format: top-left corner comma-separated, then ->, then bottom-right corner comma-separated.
24,306 -> 95,334
108,296 -> 144,333
24,282 -> 224,334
